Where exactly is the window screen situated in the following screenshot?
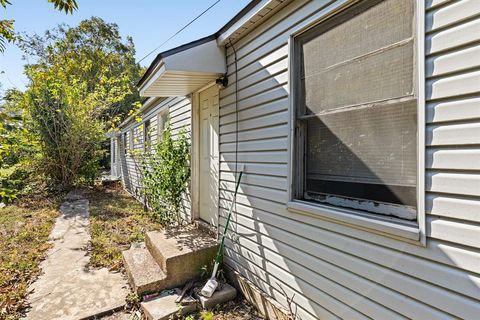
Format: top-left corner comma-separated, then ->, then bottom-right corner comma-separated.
295,0 -> 417,220
157,111 -> 169,141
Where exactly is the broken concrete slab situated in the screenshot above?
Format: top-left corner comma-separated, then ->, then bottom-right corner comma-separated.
141,292 -> 197,320
195,283 -> 237,309
24,192 -> 129,320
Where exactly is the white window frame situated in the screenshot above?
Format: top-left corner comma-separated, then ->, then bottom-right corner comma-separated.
286,0 -> 426,245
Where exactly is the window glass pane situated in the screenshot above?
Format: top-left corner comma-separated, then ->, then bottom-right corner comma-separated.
303,41 -> 414,114
300,0 -> 414,115
305,101 -> 417,213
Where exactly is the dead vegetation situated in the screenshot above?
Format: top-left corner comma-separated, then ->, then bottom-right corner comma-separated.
101,298 -> 263,320
191,298 -> 264,320
0,194 -> 61,320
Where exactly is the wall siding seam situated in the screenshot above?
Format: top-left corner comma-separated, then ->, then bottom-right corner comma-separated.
221,72 -> 289,102
220,178 -> 287,192
426,39 -> 480,59
220,124 -> 289,138
220,96 -> 289,118
221,101 -> 288,124
224,57 -> 289,93
220,82 -> 288,108
426,65 -> 480,82
220,108 -> 289,127
218,192 -> 286,207
426,0 -> 456,12
426,22 -> 480,56
426,116 -> 480,125
426,11 -> 480,34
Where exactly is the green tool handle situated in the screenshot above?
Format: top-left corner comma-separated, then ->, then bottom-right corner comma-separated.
214,170 -> 243,266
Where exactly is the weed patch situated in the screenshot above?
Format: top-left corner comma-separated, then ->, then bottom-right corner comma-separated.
86,185 -> 163,271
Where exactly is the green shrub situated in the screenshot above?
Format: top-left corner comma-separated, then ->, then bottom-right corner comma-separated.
138,123 -> 190,225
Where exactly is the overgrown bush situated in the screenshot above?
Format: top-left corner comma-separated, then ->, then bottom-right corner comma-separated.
0,91 -> 38,203
17,17 -> 142,189
0,164 -> 30,204
139,123 -> 190,225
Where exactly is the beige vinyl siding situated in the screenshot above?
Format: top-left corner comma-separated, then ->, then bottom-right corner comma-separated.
218,0 -> 480,319
118,96 -> 193,221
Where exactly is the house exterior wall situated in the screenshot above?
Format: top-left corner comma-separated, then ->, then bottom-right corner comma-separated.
218,1 -> 480,319
118,96 -> 193,221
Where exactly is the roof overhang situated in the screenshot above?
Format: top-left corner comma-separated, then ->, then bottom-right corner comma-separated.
217,0 -> 291,45
138,36 -> 225,97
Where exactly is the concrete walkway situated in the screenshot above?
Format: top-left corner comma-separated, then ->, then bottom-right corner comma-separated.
25,190 -> 129,320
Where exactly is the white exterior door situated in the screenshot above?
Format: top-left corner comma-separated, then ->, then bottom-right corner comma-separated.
199,85 -> 220,227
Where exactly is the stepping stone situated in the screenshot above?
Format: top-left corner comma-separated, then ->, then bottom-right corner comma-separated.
195,282 -> 237,309
141,292 -> 197,320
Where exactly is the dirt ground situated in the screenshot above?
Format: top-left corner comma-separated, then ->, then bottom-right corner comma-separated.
100,297 -> 264,320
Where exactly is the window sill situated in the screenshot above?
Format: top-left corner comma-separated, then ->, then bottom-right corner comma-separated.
287,200 -> 420,241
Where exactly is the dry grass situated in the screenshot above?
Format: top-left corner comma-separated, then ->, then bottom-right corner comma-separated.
0,195 -> 61,320
85,184 -> 163,271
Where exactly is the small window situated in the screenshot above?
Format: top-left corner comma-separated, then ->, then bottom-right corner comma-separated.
112,139 -> 116,163
144,120 -> 151,151
123,132 -> 128,155
293,0 -> 417,221
157,110 -> 169,142
129,129 -> 134,150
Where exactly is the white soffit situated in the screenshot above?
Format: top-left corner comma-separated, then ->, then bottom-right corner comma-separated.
140,39 -> 225,97
217,0 -> 291,45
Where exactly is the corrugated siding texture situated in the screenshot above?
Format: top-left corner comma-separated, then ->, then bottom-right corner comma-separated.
118,96 -> 193,221
219,0 -> 480,319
